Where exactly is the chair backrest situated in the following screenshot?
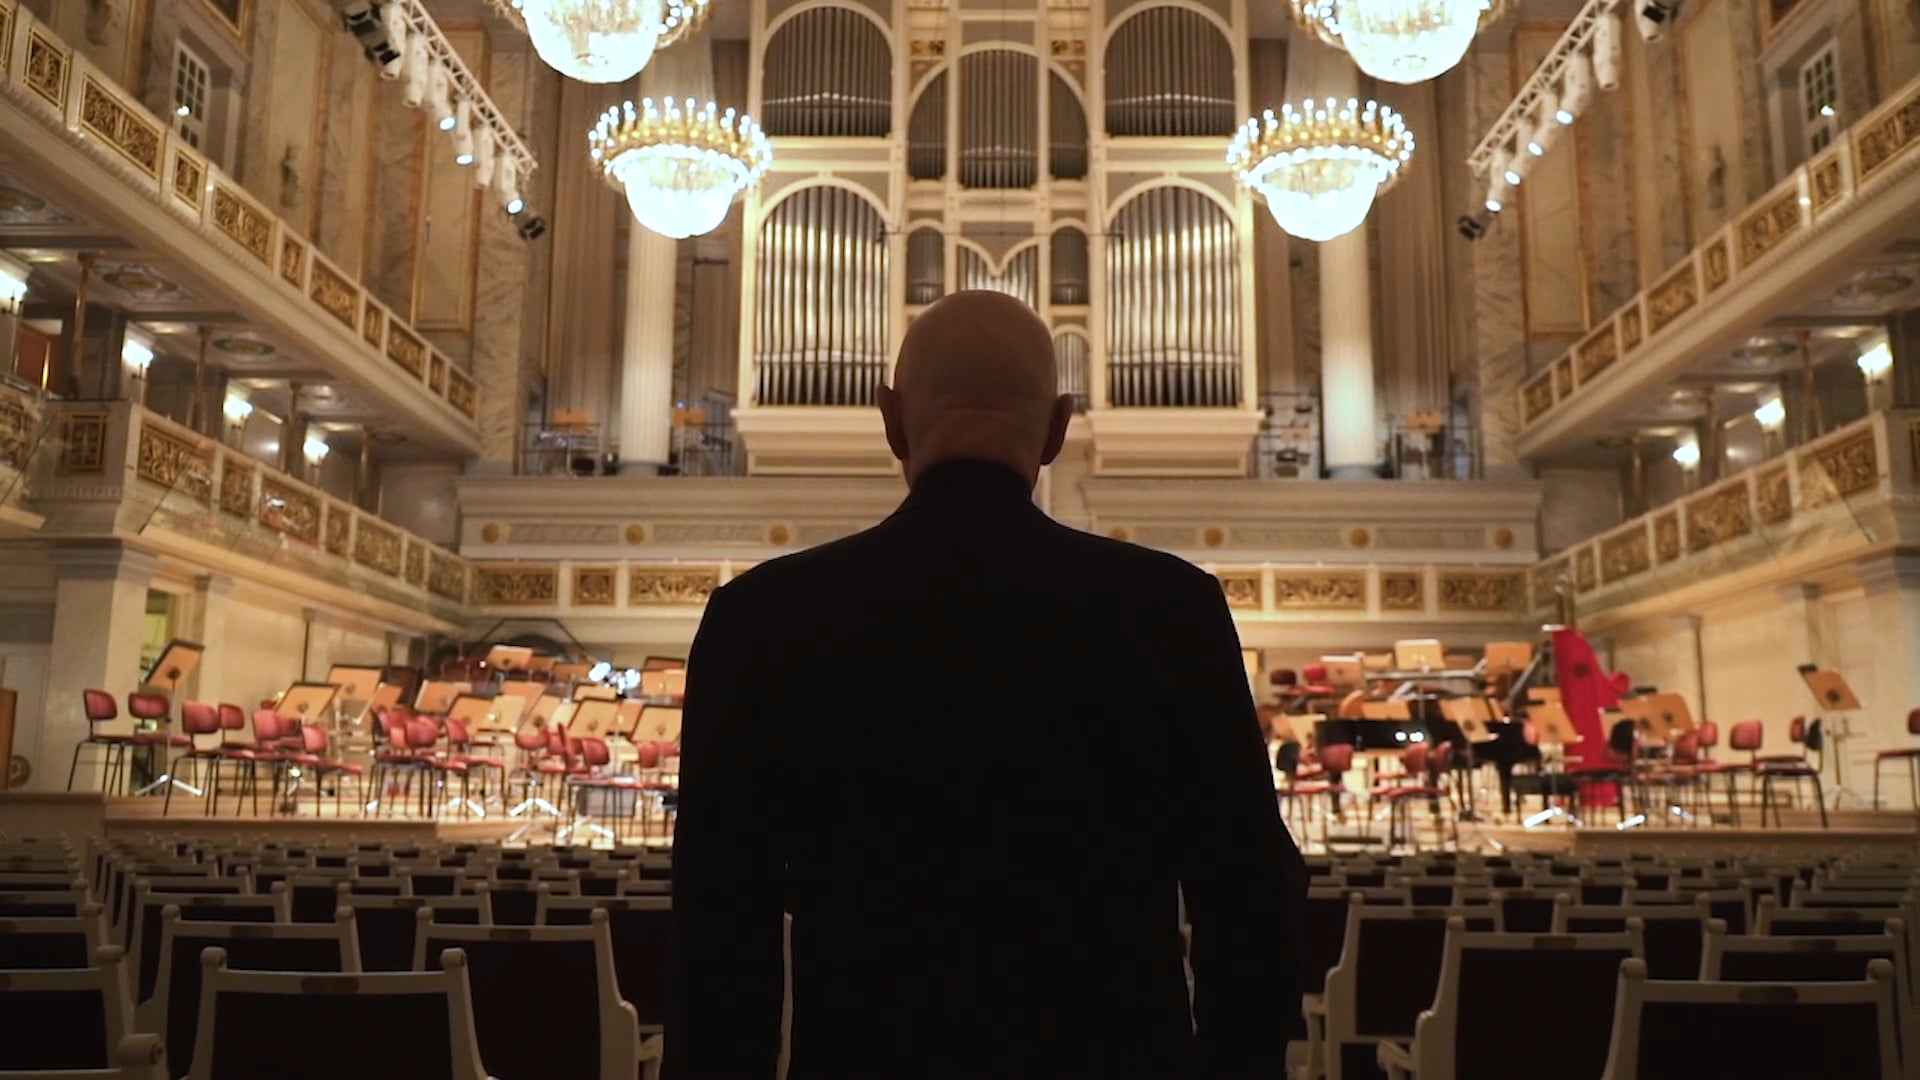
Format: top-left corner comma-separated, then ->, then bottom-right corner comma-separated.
1600,957 -> 1900,1080
131,885 -> 287,1003
188,947 -> 490,1080
1325,899 -> 1502,1049
1788,716 -> 1807,745
0,945 -> 158,1072
1318,743 -> 1354,772
252,709 -> 283,743
0,887 -> 90,918
407,718 -> 442,752
1270,668 -> 1298,688
537,895 -> 672,1027
217,703 -> 247,734
1670,732 -> 1700,765
1705,922 -> 1909,1000
180,702 -> 220,737
0,906 -> 107,969
83,689 -> 119,724
1424,922 -> 1642,1080
1633,886 -> 1751,935
1758,896 -> 1903,937
1697,720 -> 1719,749
1401,743 -> 1429,775
148,908 -> 359,1078
343,895 -> 487,973
126,692 -> 170,722
1729,720 -> 1765,754
1554,901 -> 1709,980
415,909 -> 638,1080
1493,888 -> 1567,934
1303,662 -> 1329,684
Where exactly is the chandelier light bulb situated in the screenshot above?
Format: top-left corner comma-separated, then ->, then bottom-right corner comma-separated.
1858,341 -> 1893,379
121,333 -> 155,374
303,435 -> 331,464
521,0 -> 667,84
1289,0 -> 1502,85
1228,97 -> 1415,242
590,97 -> 773,239
0,253 -> 27,315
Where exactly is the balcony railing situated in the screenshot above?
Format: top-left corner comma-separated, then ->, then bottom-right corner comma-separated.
1528,410 -> 1906,619
0,1 -> 478,427
1517,71 -> 1920,439
29,400 -> 472,613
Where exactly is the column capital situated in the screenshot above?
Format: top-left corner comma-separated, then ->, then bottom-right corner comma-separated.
1854,555 -> 1920,595
1665,613 -> 1703,635
48,541 -> 159,584
194,573 -> 235,599
1775,581 -> 1822,606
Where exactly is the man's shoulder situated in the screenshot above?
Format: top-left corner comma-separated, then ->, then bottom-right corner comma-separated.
709,525 -> 885,604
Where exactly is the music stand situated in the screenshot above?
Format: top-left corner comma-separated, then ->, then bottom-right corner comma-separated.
497,679 -> 545,703
633,705 -> 683,746
572,683 -> 619,702
615,699 -> 646,738
471,695 -> 524,740
368,683 -> 405,711
640,669 -> 687,701
527,655 -> 557,675
1443,697 -> 1498,743
523,694 -> 565,732
1320,656 -> 1365,690
414,681 -> 470,715
275,682 -> 339,725
142,640 -> 205,695
1359,701 -> 1394,721
1531,703 -> 1583,747
1483,642 -> 1534,675
641,656 -> 685,672
484,645 -> 535,674
446,694 -> 498,728
325,665 -> 384,704
552,661 -> 593,683
568,699 -> 619,740
1799,665 -> 1865,808
1362,652 -> 1393,672
1394,638 -> 1446,672
1528,687 -> 1563,706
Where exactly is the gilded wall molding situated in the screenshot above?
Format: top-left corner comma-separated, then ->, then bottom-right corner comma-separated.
1798,427 -> 1879,505
474,564 -> 559,606
404,541 -> 427,587
1217,570 -> 1261,610
1755,466 -> 1792,525
1647,262 -> 1699,335
1686,483 -> 1753,552
134,421 -> 213,502
428,553 -> 468,603
210,183 -> 271,263
1701,235 -> 1731,292
58,412 -> 108,474
170,150 -> 204,210
628,567 -> 721,606
1654,512 -> 1681,562
219,457 -> 254,516
1380,572 -> 1424,611
1438,571 -> 1525,613
1735,189 -> 1804,266
1573,548 -> 1597,593
572,566 -> 618,607
309,259 -> 359,330
280,236 -> 307,288
1523,374 -> 1556,423
24,29 -> 68,110
1808,150 -> 1846,215
1272,572 -> 1366,611
1619,304 -> 1644,351
1853,83 -> 1920,182
1530,559 -> 1568,609
1599,527 -> 1650,583
323,503 -> 351,557
78,75 -> 160,178
386,326 -> 426,378
259,477 -> 319,543
1575,323 -> 1619,382
0,388 -> 33,471
354,519 -> 403,576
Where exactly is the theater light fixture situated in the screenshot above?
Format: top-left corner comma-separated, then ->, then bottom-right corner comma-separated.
1671,438 -> 1701,468
303,435 -> 332,464
452,99 -> 476,164
222,395 -> 254,424
1467,0 -> 1637,182
1457,214 -> 1487,240
1857,341 -> 1893,380
1752,397 -> 1786,430
121,332 -> 155,376
1228,97 -> 1416,242
0,252 -> 28,315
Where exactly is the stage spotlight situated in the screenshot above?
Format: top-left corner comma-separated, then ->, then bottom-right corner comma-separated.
402,37 -> 429,107
1501,147 -> 1528,187
1521,115 -> 1552,158
430,66 -> 456,131
452,99 -> 475,165
474,129 -> 497,188
379,2 -> 410,78
1486,171 -> 1515,213
1637,1 -> 1674,40
343,3 -> 400,66
1560,53 -> 1593,122
1457,214 -> 1487,240
517,215 -> 548,241
495,158 -> 525,215
1593,13 -> 1622,90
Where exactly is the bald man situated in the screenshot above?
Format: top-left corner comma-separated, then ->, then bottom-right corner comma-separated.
667,292 -> 1306,1078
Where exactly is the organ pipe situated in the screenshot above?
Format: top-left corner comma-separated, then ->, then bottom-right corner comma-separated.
1048,72 -> 1088,179
1103,7 -> 1233,137
755,187 -> 891,406
1054,332 -> 1090,411
762,7 -> 891,136
908,72 -> 947,180
957,245 -> 1039,309
1105,187 -> 1238,407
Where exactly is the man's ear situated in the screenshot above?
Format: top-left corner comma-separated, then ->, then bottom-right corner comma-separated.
878,385 -> 910,464
1038,394 -> 1074,466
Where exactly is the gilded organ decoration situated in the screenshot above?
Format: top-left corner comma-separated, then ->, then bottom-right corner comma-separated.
386,327 -> 426,378
1574,548 -> 1596,593
309,260 -> 358,330
629,567 -> 721,606
323,504 -> 350,556
1600,528 -> 1650,583
1438,571 -> 1525,613
1853,85 -> 1920,182
1736,189 -> 1805,266
1272,573 -> 1365,611
135,422 -> 213,502
1755,466 -> 1792,525
428,553 -> 468,602
25,30 -> 68,110
354,519 -> 403,575
259,477 -> 320,542
1380,572 -> 1424,611
1217,571 -> 1261,609
1686,483 -> 1753,552
475,565 -> 560,606
59,412 -> 108,474
1799,427 -> 1879,506
79,77 -> 159,177
1647,262 -> 1699,334
573,567 -> 618,606
1575,324 -> 1619,383
211,184 -> 271,263
1655,512 -> 1681,562
220,458 -> 255,516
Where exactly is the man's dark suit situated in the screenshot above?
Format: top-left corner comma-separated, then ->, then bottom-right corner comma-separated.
665,460 -> 1308,1078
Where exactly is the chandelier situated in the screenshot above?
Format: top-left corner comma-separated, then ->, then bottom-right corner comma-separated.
590,98 -> 772,239
1227,98 -> 1414,243
487,0 -> 713,83
1290,0 -> 1505,84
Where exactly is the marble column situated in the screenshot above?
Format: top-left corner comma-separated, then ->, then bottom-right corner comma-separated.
1850,557 -> 1920,807
1664,614 -> 1706,727
189,574 -> 235,711
39,544 -> 159,792
1887,308 -> 1920,409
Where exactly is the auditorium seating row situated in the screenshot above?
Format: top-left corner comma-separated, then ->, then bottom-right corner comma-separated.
3,835 -> 1918,1079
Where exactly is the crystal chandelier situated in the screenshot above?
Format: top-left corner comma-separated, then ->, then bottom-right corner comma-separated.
1227,98 -> 1414,243
590,98 -> 772,239
1290,0 -> 1504,84
487,0 -> 713,83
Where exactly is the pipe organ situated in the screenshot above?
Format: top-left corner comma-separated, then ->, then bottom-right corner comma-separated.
737,0 -> 1259,476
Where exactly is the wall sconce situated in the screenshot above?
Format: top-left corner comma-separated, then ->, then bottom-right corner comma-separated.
303,435 -> 331,482
1857,341 -> 1893,381
0,252 -> 28,316
222,395 -> 253,446
1671,438 -> 1701,469
1752,397 -> 1786,430
122,331 -> 155,403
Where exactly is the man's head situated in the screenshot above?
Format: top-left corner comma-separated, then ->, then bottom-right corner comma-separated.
878,290 -> 1074,487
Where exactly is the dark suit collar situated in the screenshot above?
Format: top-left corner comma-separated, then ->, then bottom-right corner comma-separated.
897,459 -> 1035,513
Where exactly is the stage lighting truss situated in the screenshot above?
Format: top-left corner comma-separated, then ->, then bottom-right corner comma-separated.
1465,0 -> 1635,190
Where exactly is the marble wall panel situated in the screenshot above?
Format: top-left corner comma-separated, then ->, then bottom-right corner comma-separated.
415,25 -> 488,333
470,46 -> 537,468
1873,0 -> 1920,92
366,65 -> 428,319
314,27 -> 375,278
1625,12 -> 1694,273
1514,27 -> 1586,336
250,0 -> 327,231
39,0 -> 142,86
1678,0 -> 1766,239
1463,50 -> 1528,477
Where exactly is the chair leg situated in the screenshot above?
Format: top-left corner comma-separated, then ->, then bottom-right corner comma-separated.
67,742 -> 86,792
1811,773 -> 1828,828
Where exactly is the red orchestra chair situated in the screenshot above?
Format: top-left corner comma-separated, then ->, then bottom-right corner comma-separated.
1732,719 -> 1827,828
1873,708 -> 1920,812
67,689 -> 136,793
